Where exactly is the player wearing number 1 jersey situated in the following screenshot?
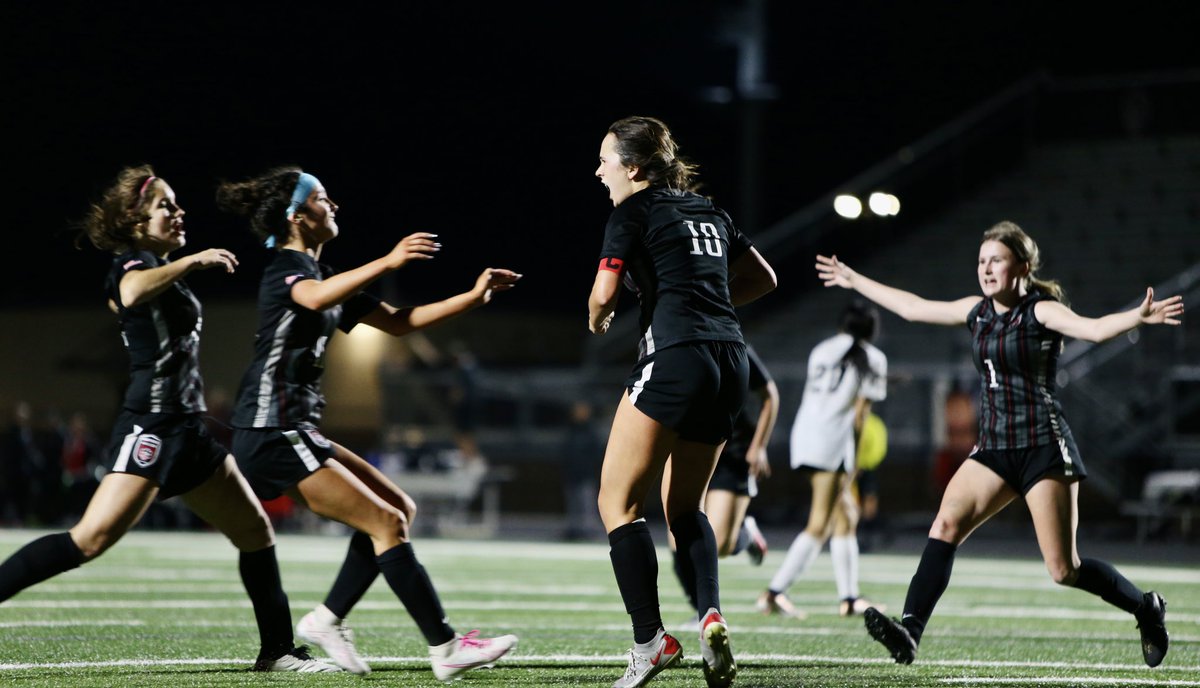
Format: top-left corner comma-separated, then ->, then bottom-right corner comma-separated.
589,116 -> 776,688
759,300 -> 887,619
817,221 -> 1182,668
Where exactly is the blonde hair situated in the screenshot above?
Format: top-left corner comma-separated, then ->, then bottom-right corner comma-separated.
982,221 -> 1066,303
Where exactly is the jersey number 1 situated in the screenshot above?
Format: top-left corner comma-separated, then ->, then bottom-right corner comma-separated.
983,358 -> 999,389
684,220 -> 723,257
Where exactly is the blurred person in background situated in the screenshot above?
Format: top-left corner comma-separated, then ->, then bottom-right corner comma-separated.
758,299 -> 888,619
817,221 -> 1180,667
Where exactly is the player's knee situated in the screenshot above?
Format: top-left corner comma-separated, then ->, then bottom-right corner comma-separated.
400,494 -> 417,524
228,513 -> 275,551
69,528 -> 118,562
1045,558 -> 1078,585
928,513 -> 963,543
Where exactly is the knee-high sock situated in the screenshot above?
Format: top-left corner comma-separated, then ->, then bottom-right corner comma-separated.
830,535 -> 859,600
670,511 -> 720,618
609,520 -> 662,643
1071,558 -> 1143,614
901,538 -> 957,644
768,532 -> 821,594
324,531 -> 379,619
0,532 -> 83,602
377,543 -> 455,646
239,545 -> 294,657
671,548 -> 698,611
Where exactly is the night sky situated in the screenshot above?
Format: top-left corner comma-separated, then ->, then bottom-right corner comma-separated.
4,2 -> 1196,316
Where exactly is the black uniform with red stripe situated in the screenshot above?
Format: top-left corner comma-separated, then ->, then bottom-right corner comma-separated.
100,250 -> 227,498
231,249 -> 380,499
598,187 -> 754,444
966,291 -> 1085,493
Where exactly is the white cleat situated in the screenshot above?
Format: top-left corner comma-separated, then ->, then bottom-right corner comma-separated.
699,608 -> 736,688
612,628 -> 683,688
253,645 -> 341,672
296,604 -> 371,675
430,630 -> 518,682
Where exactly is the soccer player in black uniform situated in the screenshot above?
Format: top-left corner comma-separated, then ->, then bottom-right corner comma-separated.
590,116 -> 777,688
215,167 -> 520,680
0,166 -> 332,672
816,221 -> 1182,668
668,343 -> 777,627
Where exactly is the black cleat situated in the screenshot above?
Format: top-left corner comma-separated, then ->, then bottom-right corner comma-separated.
864,607 -> 917,665
1135,591 -> 1168,667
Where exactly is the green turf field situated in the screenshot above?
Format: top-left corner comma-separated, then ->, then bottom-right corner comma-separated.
0,529 -> 1195,687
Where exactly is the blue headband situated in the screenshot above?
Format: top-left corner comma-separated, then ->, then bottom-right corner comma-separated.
267,172 -> 322,248
285,172 -> 321,218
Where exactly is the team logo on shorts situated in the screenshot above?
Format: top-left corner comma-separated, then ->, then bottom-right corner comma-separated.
303,427 -> 332,448
132,434 -> 163,467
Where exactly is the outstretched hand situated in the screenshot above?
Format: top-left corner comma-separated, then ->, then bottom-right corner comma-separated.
190,248 -> 238,274
473,268 -> 522,304
385,232 -> 441,269
815,254 -> 855,289
1139,287 -> 1185,326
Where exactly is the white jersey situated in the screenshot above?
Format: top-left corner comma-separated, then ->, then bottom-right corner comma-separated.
789,333 -> 887,472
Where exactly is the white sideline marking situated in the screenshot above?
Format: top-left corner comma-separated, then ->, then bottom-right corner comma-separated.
2,653 -> 1199,673
942,680 -> 1200,686
0,620 -> 144,628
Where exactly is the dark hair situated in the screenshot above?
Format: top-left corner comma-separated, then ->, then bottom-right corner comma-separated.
214,166 -> 303,247
982,221 -> 1067,304
78,164 -> 161,253
607,116 -> 700,192
839,298 -> 880,376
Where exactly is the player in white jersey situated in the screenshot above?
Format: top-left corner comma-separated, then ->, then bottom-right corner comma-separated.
759,300 -> 887,618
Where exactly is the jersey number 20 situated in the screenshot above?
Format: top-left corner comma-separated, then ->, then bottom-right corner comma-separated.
684,220 -> 723,257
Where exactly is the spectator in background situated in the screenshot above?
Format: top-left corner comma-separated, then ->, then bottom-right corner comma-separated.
561,399 -> 605,541
60,412 -> 102,523
0,402 -> 38,524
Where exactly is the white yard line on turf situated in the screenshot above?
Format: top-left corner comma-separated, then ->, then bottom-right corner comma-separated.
2,654 -> 1198,673
942,679 -> 1200,686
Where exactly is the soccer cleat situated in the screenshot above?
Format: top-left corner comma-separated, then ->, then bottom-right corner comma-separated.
430,630 -> 518,682
698,608 -> 736,688
612,629 -> 683,688
742,516 -> 768,566
864,608 -> 917,665
1134,591 -> 1168,667
296,605 -> 371,675
840,597 -> 885,617
252,645 -> 341,672
755,590 -> 807,620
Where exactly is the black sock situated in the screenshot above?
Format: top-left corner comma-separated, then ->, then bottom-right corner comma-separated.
1071,558 -> 1143,614
239,545 -> 294,658
731,522 -> 750,556
324,531 -> 379,619
669,511 -> 720,619
671,548 -> 698,611
608,520 -> 662,644
377,543 -> 454,646
0,532 -> 84,602
901,538 -> 957,644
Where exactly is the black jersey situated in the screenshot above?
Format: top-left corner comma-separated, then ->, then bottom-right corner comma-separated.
231,250 -> 380,429
968,291 -> 1075,450
723,344 -> 772,459
106,250 -> 205,414
599,187 -> 753,358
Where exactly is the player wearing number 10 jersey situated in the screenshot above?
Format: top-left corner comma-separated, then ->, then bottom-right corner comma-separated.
816,220 -> 1182,669
589,115 -> 776,688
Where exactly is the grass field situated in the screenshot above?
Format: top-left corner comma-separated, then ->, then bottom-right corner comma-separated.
0,528 -> 1196,687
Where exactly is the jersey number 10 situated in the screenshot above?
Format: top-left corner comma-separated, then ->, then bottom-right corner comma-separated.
684,220 -> 724,257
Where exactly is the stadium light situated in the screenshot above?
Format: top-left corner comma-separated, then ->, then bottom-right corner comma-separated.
868,192 -> 901,216
833,194 -> 863,219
